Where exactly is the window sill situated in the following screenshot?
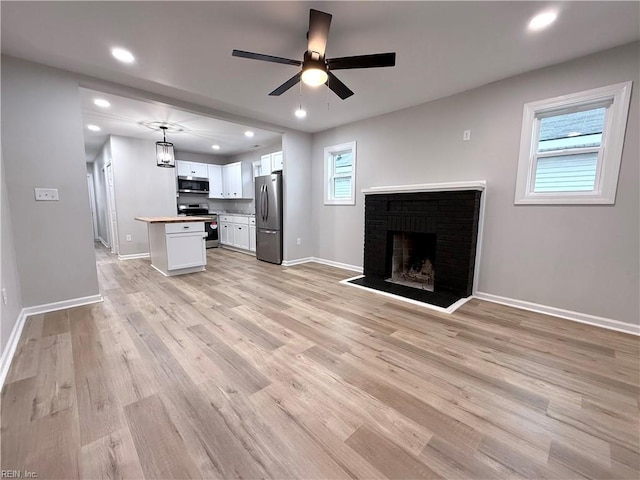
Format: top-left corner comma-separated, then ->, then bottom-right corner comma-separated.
324,199 -> 356,206
515,192 -> 615,205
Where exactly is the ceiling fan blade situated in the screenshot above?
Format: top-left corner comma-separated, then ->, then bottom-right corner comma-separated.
307,9 -> 332,56
326,72 -> 354,100
232,49 -> 302,66
327,52 -> 396,70
269,72 -> 302,96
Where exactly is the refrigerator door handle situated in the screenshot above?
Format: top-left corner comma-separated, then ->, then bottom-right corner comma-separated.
262,185 -> 268,223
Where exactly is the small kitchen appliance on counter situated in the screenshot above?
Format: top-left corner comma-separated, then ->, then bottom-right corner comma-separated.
178,203 -> 219,248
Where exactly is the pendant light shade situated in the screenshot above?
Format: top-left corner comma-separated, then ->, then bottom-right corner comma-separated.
156,126 -> 175,168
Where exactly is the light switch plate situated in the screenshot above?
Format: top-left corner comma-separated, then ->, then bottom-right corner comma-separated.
35,188 -> 59,201
463,130 -> 471,141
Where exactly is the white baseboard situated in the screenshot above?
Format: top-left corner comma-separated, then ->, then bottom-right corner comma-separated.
117,252 -> 150,260
282,257 -> 314,267
98,236 -> 109,248
21,293 -> 104,317
340,275 -> 471,314
280,256 -> 363,272
0,310 -> 28,390
1,293 -> 103,390
474,291 -> 639,336
311,257 -> 364,273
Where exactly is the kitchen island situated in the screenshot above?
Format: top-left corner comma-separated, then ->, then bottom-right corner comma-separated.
135,216 -> 210,276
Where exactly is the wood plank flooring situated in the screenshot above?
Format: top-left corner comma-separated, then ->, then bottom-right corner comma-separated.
1,244 -> 638,479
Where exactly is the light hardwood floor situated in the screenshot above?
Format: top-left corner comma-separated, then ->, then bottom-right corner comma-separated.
1,245 -> 639,479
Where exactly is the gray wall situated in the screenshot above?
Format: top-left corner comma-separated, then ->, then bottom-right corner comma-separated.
110,135 -> 177,256
1,154 -> 23,354
311,42 -> 639,326
1,56 -> 100,307
283,132 -> 313,262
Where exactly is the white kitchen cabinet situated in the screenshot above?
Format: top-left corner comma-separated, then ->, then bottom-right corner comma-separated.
222,162 -> 253,198
208,164 -> 224,199
260,154 -> 272,175
219,220 -> 230,245
249,224 -> 256,252
218,215 -> 254,253
258,151 -> 283,175
137,219 -> 206,276
233,224 -> 250,250
166,232 -> 206,270
271,151 -> 283,171
176,161 -> 208,178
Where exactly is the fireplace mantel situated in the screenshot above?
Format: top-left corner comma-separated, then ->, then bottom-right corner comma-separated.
362,180 -> 486,195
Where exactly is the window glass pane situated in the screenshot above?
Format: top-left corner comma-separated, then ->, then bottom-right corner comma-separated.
333,176 -> 352,198
534,152 -> 598,192
333,151 -> 352,175
538,107 -> 606,152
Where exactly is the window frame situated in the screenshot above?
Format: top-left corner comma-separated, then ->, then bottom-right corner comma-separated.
324,141 -> 357,205
514,81 -> 632,205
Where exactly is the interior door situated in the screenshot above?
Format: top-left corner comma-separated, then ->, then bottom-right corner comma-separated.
105,163 -> 119,254
86,173 -> 98,240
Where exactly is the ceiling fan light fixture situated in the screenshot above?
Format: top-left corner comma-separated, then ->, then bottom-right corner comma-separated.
301,67 -> 328,87
156,126 -> 175,168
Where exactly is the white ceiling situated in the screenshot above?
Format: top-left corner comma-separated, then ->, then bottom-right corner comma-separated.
80,88 -> 282,161
2,1 -> 639,134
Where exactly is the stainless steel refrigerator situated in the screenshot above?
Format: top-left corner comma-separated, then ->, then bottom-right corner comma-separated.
255,172 -> 283,264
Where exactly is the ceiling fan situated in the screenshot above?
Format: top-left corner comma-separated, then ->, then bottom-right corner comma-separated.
232,9 -> 396,100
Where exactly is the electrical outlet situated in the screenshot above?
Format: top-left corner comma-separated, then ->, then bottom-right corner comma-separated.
463,130 -> 471,141
296,238 -> 301,245
34,188 -> 59,201
126,235 -> 132,242
1,288 -> 8,305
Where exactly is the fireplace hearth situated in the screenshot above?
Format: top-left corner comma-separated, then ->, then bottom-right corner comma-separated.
347,186 -> 483,311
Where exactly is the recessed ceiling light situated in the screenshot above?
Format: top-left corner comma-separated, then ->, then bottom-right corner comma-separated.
87,124 -> 101,132
111,47 -> 135,64
211,144 -> 221,150
93,98 -> 111,108
528,11 -> 557,31
294,107 -> 307,119
244,130 -> 255,138
567,131 -> 581,137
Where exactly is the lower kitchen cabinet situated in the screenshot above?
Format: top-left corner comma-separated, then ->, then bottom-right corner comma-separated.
233,224 -> 250,250
249,224 -> 256,252
166,232 -> 207,270
219,215 -> 255,253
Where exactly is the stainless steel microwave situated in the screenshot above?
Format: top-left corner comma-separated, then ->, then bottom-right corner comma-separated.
177,176 -> 209,194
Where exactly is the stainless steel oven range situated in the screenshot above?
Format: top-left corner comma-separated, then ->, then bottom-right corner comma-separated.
177,203 -> 219,248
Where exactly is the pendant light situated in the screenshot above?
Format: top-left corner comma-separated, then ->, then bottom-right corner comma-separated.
156,125 -> 175,168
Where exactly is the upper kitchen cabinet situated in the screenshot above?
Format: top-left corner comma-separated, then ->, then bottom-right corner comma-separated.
223,161 -> 253,198
258,151 -> 283,176
176,160 -> 208,178
208,164 -> 224,199
271,151 -> 283,171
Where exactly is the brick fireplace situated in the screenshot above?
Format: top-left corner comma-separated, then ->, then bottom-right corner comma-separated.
347,184 -> 483,310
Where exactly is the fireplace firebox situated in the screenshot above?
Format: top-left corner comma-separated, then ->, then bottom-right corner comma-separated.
348,189 -> 482,309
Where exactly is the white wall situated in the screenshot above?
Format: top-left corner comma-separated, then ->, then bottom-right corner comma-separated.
1,154 -> 23,354
282,132 -> 313,262
311,42 -> 640,326
110,135 -> 178,256
1,56 -> 100,307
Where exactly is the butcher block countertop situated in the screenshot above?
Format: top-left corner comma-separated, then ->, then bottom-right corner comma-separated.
134,216 -> 210,223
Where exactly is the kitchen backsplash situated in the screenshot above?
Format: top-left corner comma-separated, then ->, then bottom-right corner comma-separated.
178,194 -> 254,215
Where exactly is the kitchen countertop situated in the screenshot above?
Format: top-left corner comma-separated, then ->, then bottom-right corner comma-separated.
135,216 -> 210,223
